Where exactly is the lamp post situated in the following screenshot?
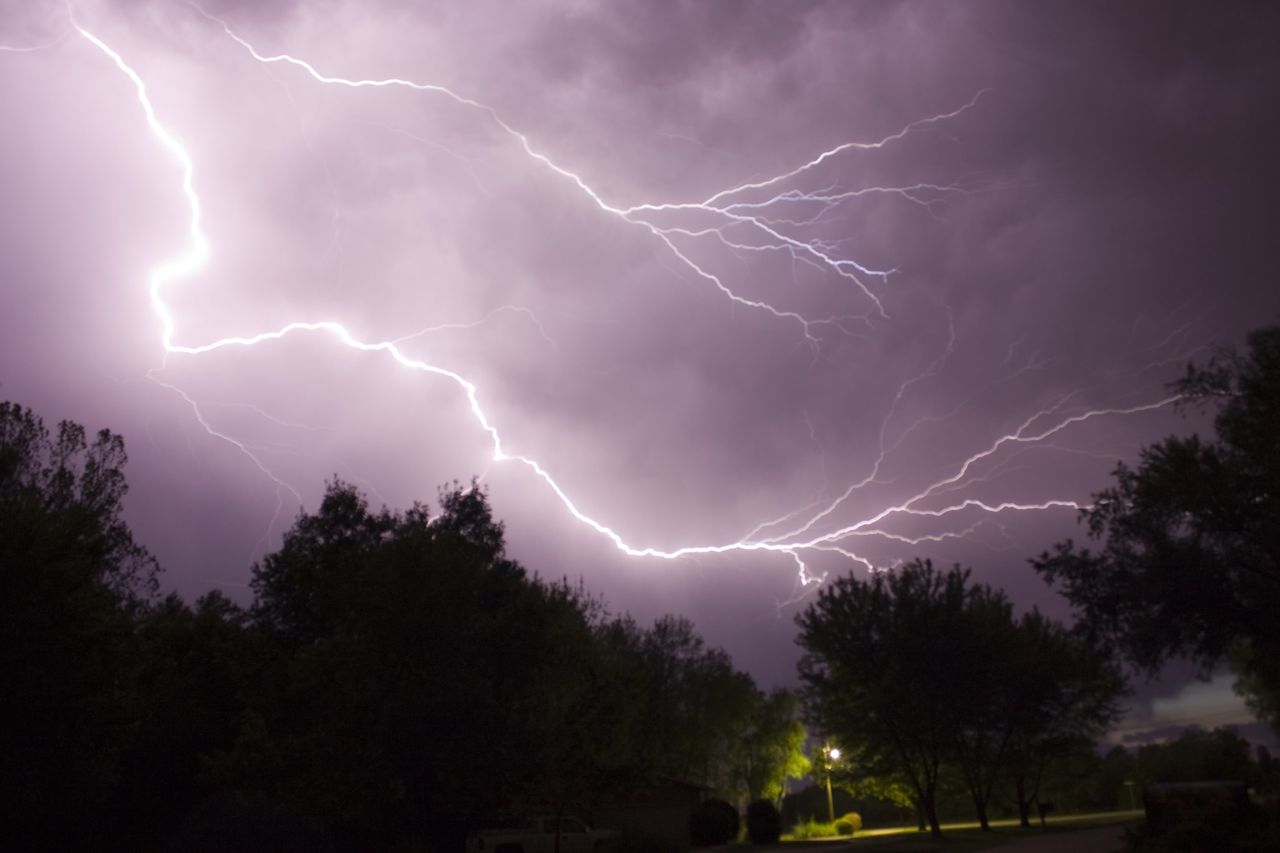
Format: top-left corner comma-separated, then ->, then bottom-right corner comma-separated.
823,745 -> 841,823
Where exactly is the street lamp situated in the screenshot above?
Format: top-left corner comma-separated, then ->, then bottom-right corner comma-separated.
823,745 -> 841,823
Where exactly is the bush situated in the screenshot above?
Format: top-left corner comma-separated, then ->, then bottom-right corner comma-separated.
787,819 -> 833,840
746,800 -> 782,845
690,799 -> 738,846
788,813 -> 861,839
834,812 -> 862,835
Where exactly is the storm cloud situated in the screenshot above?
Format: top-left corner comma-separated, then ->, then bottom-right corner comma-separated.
3,0 -> 1279,734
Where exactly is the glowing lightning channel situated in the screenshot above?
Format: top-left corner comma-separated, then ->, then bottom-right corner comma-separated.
71,21 -> 209,354
189,3 -> 996,332
69,11 -> 1181,597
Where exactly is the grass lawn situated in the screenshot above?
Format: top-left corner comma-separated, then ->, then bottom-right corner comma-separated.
780,810 -> 1143,852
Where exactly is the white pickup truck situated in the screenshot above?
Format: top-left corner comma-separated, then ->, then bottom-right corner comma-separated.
465,816 -> 620,853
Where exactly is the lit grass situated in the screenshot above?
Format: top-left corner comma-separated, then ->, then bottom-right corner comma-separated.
773,810 -> 1142,851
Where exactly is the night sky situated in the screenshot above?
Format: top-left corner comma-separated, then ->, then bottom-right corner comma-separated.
3,0 -> 1279,744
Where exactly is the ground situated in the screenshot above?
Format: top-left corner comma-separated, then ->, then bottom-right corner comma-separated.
766,811 -> 1140,853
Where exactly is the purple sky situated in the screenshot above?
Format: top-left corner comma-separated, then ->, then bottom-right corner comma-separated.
3,0 -> 1279,744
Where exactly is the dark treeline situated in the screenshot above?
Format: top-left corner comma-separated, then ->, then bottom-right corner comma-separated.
0,400 -> 805,852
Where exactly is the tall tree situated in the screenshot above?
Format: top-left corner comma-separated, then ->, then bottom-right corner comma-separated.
1034,326 -> 1280,727
797,559 -> 984,836
629,614 -> 758,790
1002,612 -> 1125,827
730,688 -> 810,805
114,590 -> 256,848
944,585 -> 1023,831
0,401 -> 159,848
223,479 -> 589,848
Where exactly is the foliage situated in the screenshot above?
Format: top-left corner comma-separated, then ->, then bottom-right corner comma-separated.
0,401 -> 159,848
1003,610 -> 1126,826
1034,326 -> 1280,727
787,819 -> 836,839
787,814 -> 859,838
836,812 -> 862,834
0,400 -> 158,604
219,479 -> 639,845
1054,728 -> 1265,816
797,559 -> 1125,835
829,760 -> 917,812
690,799 -> 738,846
797,560 -> 972,835
0,397 -> 798,850
746,799 -> 782,844
781,781 -> 915,832
115,590 -> 256,846
217,479 -> 787,846
729,687 -> 810,803
791,813 -> 862,838
1135,727 -> 1257,785
596,613 -> 781,798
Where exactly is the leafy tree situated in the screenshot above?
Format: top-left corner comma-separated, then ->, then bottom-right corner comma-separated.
1059,729 -> 1264,817
944,584 -> 1024,830
1003,611 -> 1126,826
730,688 -> 810,805
832,765 -> 917,825
1034,326 -> 1280,727
510,583 -> 649,848
217,479 -> 598,848
1134,726 -> 1257,786
217,478 -> 720,850
1071,745 -> 1137,812
0,400 -> 159,848
797,559 -> 1122,834
796,559 -> 984,836
115,590 -> 255,848
625,614 -> 759,791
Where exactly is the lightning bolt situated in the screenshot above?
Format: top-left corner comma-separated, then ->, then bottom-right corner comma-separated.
56,6 -> 1183,599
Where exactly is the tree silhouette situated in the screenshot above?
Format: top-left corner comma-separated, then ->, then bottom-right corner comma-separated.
796,560 -> 979,836
0,401 -> 158,848
1035,325 -> 1280,728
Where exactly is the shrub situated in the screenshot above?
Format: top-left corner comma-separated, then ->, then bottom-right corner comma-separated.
834,812 -> 861,835
746,800 -> 782,845
690,799 -> 738,846
788,819 -> 833,839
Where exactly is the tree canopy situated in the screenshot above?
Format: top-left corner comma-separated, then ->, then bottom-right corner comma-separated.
796,560 -> 984,835
1034,325 -> 1280,727
797,559 -> 1125,836
0,401 -> 159,849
